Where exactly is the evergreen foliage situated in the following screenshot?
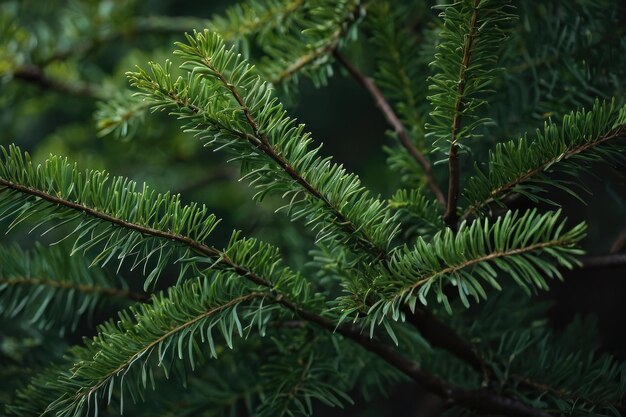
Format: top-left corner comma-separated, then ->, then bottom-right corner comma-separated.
0,244 -> 136,334
1,0 -> 625,416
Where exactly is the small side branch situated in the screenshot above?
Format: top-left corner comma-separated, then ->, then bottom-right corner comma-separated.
334,52 -> 445,206
12,64 -> 103,98
0,277 -> 149,302
610,228 -> 626,253
404,306 -> 488,376
279,297 -> 549,417
444,0 -> 480,230
580,254 -> 626,269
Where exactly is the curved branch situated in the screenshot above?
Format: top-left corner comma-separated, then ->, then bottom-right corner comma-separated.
12,65 -> 103,99
0,178 -> 270,288
278,297 -> 549,417
0,276 -> 149,302
162,66 -> 390,261
79,292 -> 263,403
334,52 -> 445,206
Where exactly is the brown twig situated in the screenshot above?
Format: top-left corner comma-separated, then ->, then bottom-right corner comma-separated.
333,52 -> 446,206
12,64 -> 103,99
277,297 -> 550,417
0,276 -> 149,302
444,0 -> 480,230
580,254 -> 626,269
610,228 -> 626,253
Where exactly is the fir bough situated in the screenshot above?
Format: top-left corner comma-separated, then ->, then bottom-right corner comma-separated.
1,1 -> 626,416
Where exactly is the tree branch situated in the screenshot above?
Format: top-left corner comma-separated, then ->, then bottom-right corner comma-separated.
79,292 -> 263,402
0,276 -> 149,302
182,61 -> 390,261
0,177 -> 548,417
271,1 -> 364,84
333,52 -> 446,206
444,0 -> 480,230
12,64 -> 103,99
580,254 -> 626,269
0,178 -> 270,288
610,228 -> 626,253
460,125 -> 626,222
278,297 -> 550,417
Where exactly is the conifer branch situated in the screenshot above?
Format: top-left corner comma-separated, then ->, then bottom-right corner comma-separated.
404,239 -> 574,293
78,292 -> 264,405
175,91 -> 387,260
444,0 -> 480,230
462,126 -> 626,221
138,45 -> 392,260
0,243 -> 143,332
199,55 -> 350,211
334,52 -> 445,206
268,0 -> 364,84
0,276 -> 149,302
462,100 -> 626,221
0,177 -> 271,288
366,210 -> 586,316
130,32 -> 520,385
276,297 -> 549,417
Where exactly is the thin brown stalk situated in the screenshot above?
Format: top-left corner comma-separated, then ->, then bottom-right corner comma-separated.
0,276 -> 149,302
334,52 -> 445,206
444,0 -> 480,230
580,254 -> 626,269
12,65 -> 103,98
